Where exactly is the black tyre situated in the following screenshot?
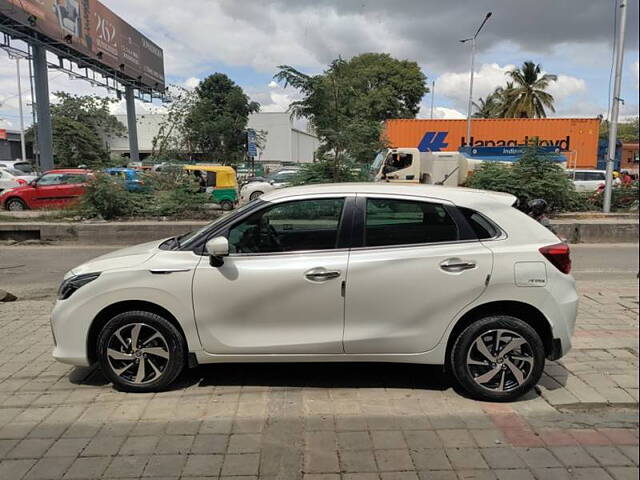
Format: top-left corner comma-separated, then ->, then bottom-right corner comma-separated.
450,315 -> 545,402
6,198 -> 27,211
220,200 -> 234,211
96,311 -> 186,393
249,191 -> 263,201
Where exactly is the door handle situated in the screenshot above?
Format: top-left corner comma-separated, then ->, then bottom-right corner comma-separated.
304,268 -> 341,281
440,258 -> 477,272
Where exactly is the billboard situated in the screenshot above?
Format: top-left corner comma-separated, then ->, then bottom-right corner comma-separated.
0,0 -> 164,90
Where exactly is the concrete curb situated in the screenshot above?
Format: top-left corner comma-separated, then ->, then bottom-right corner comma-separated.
0,219 -> 638,245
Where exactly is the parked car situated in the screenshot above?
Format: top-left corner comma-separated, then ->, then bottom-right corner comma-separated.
0,167 -> 38,193
51,183 -> 577,401
239,168 -> 299,202
0,160 -> 35,174
105,167 -> 144,192
0,169 -> 92,211
566,169 -> 607,192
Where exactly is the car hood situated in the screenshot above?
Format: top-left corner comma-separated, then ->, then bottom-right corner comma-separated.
0,184 -> 33,197
68,239 -> 164,277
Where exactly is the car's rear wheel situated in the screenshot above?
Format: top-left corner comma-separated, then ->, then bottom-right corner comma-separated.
220,199 -> 234,211
249,191 -> 263,201
6,198 -> 27,211
96,311 -> 186,392
450,315 -> 545,402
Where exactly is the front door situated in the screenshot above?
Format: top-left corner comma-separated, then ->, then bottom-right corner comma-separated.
193,196 -> 350,354
343,195 -> 493,354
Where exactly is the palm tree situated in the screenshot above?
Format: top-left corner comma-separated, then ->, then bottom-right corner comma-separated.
472,93 -> 498,118
503,61 -> 557,118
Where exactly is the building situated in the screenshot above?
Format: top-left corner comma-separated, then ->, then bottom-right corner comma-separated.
621,143 -> 639,174
108,112 -> 319,165
384,118 -> 601,168
0,129 -> 33,163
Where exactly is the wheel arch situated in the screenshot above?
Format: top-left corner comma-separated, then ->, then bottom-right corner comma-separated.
3,196 -> 28,210
445,300 -> 553,367
87,300 -> 187,365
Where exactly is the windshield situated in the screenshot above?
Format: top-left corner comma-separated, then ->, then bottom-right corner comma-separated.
177,199 -> 262,249
3,168 -> 26,176
371,150 -> 387,173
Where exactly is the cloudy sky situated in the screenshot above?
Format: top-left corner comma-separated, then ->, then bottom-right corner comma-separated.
1,0 -> 639,130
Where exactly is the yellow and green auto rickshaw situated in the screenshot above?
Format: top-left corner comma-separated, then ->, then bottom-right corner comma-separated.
184,165 -> 238,210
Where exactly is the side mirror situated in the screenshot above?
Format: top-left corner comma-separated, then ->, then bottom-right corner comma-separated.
30,180 -> 37,187
205,236 -> 229,266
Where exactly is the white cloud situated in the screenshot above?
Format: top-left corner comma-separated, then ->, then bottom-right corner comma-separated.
633,61 -> 639,89
435,63 -> 515,109
546,74 -> 587,100
183,77 -> 200,89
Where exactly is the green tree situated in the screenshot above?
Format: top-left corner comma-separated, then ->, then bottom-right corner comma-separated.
275,53 -> 427,181
28,93 -> 126,168
151,85 -> 198,162
600,117 -> 639,143
466,143 -> 576,211
184,73 -> 259,164
503,61 -> 557,118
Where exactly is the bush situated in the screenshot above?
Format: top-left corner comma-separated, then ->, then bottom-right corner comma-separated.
79,174 -> 142,219
465,145 -> 578,211
78,171 -> 208,219
292,157 -> 367,185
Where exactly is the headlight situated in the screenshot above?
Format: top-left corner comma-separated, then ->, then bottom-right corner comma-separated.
57,273 -> 100,300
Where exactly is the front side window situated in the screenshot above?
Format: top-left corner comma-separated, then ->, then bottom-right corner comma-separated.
62,174 -> 87,184
36,174 -> 66,186
228,198 -> 345,254
364,198 -> 458,247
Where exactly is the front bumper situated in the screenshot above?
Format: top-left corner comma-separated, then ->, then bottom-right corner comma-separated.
51,300 -> 92,367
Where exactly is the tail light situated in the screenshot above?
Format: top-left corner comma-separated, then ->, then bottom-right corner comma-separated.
539,243 -> 571,274
17,178 -> 27,185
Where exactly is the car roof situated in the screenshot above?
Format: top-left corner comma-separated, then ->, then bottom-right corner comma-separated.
44,169 -> 92,174
260,182 -> 517,207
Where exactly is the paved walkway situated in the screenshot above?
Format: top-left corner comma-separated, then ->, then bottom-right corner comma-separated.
0,280 -> 637,479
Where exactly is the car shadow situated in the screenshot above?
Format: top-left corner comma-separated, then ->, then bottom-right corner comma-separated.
68,362 -> 541,403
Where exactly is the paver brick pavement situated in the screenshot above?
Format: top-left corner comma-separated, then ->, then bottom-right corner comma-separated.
0,281 -> 637,478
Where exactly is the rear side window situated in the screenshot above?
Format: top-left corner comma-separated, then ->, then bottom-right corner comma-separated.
458,207 -> 500,239
364,198 -> 458,247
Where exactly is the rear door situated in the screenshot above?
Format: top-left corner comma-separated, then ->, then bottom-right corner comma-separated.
343,195 -> 493,354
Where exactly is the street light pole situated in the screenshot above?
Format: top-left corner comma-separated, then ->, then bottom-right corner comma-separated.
461,12 -> 492,147
430,80 -> 435,119
465,37 -> 476,145
603,0 -> 628,213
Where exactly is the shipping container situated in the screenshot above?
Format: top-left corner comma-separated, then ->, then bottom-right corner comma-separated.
384,118 -> 601,168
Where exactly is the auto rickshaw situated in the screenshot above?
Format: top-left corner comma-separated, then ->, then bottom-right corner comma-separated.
183,165 -> 238,210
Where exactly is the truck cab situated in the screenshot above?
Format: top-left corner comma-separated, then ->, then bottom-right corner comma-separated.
372,148 -> 469,186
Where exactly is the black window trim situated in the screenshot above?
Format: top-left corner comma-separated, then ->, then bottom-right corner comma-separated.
455,206 -> 506,242
189,194 -> 357,257
351,194 -> 482,251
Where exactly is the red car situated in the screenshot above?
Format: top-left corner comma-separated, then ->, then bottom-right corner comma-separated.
0,169 -> 92,211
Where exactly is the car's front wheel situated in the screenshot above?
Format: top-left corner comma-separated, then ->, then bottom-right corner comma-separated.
450,315 -> 545,402
96,311 -> 186,392
249,191 -> 263,201
6,198 -> 27,211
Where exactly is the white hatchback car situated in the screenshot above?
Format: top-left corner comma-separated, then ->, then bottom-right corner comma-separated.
567,169 -> 607,192
51,183 -> 578,401
239,168 -> 299,202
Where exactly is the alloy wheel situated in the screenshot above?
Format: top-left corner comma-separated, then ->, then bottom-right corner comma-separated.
106,323 -> 170,385
466,329 -> 534,392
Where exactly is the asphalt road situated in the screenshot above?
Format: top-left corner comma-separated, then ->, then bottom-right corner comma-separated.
1,243 -> 638,299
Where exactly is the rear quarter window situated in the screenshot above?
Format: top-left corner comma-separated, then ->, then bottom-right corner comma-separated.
458,207 -> 501,239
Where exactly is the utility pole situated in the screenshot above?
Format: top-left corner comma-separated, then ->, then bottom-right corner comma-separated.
15,57 -> 27,162
32,43 -> 54,171
125,86 -> 140,163
603,0 -> 628,213
461,12 -> 492,146
430,80 -> 435,119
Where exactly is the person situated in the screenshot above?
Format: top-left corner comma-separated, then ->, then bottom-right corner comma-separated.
613,171 -> 622,186
621,171 -> 633,185
527,198 -> 556,234
193,170 -> 206,192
